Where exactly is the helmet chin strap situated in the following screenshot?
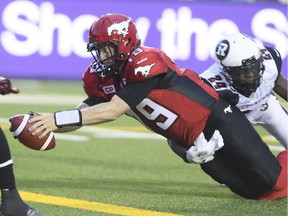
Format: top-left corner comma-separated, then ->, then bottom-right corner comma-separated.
236,87 -> 254,98
96,58 -> 127,78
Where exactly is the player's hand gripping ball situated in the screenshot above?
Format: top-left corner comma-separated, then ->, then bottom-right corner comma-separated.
9,113 -> 56,151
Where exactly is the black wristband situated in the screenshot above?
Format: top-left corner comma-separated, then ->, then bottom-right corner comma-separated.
54,109 -> 82,128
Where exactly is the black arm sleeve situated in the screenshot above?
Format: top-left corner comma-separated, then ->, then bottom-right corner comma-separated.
116,74 -> 165,108
82,95 -> 107,106
265,46 -> 282,73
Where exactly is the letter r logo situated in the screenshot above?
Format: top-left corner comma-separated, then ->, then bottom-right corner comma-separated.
215,40 -> 229,60
216,42 -> 228,57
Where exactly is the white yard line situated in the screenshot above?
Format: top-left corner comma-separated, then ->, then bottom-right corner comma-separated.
0,118 -> 284,152
78,126 -> 164,140
268,145 -> 285,152
54,133 -> 89,141
0,94 -> 83,105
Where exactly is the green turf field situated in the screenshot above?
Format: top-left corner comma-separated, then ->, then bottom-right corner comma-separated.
0,79 -> 287,216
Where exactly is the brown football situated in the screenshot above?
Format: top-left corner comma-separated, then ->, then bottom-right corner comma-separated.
9,114 -> 55,151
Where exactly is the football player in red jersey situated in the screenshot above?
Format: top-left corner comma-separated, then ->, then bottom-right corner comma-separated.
28,13 -> 287,200
0,77 -> 41,216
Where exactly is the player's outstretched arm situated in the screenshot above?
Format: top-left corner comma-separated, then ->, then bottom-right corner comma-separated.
29,95 -> 130,138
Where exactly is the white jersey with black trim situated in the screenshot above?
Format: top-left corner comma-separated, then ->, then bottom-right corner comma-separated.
200,47 -> 288,149
200,49 -> 278,118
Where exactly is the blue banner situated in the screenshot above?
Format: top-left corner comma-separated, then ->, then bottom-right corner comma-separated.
0,0 -> 287,79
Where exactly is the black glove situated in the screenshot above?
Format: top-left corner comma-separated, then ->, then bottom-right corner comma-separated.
0,77 -> 20,95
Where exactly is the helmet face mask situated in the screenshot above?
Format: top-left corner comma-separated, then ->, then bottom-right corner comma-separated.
87,41 -> 120,78
215,33 -> 264,97
223,56 -> 264,97
87,13 -> 141,78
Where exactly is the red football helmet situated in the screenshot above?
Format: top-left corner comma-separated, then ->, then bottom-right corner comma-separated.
87,13 -> 141,77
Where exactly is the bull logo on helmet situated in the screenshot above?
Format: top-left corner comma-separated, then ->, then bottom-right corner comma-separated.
107,19 -> 131,37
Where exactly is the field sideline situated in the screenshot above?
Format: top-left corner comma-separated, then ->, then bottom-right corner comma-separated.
20,191 -> 182,216
0,79 -> 287,216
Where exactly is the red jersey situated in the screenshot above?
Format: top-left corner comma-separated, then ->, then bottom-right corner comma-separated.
82,46 -> 219,148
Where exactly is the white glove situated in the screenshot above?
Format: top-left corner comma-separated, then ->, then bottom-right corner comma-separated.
186,130 -> 224,164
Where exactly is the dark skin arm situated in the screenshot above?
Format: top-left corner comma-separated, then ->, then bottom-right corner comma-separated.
265,47 -> 287,101
273,72 -> 287,101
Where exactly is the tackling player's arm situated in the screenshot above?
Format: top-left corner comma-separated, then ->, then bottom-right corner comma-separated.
274,73 -> 287,101
266,47 -> 287,101
200,74 -> 239,106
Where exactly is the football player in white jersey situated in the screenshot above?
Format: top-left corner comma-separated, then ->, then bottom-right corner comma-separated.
200,33 -> 287,149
